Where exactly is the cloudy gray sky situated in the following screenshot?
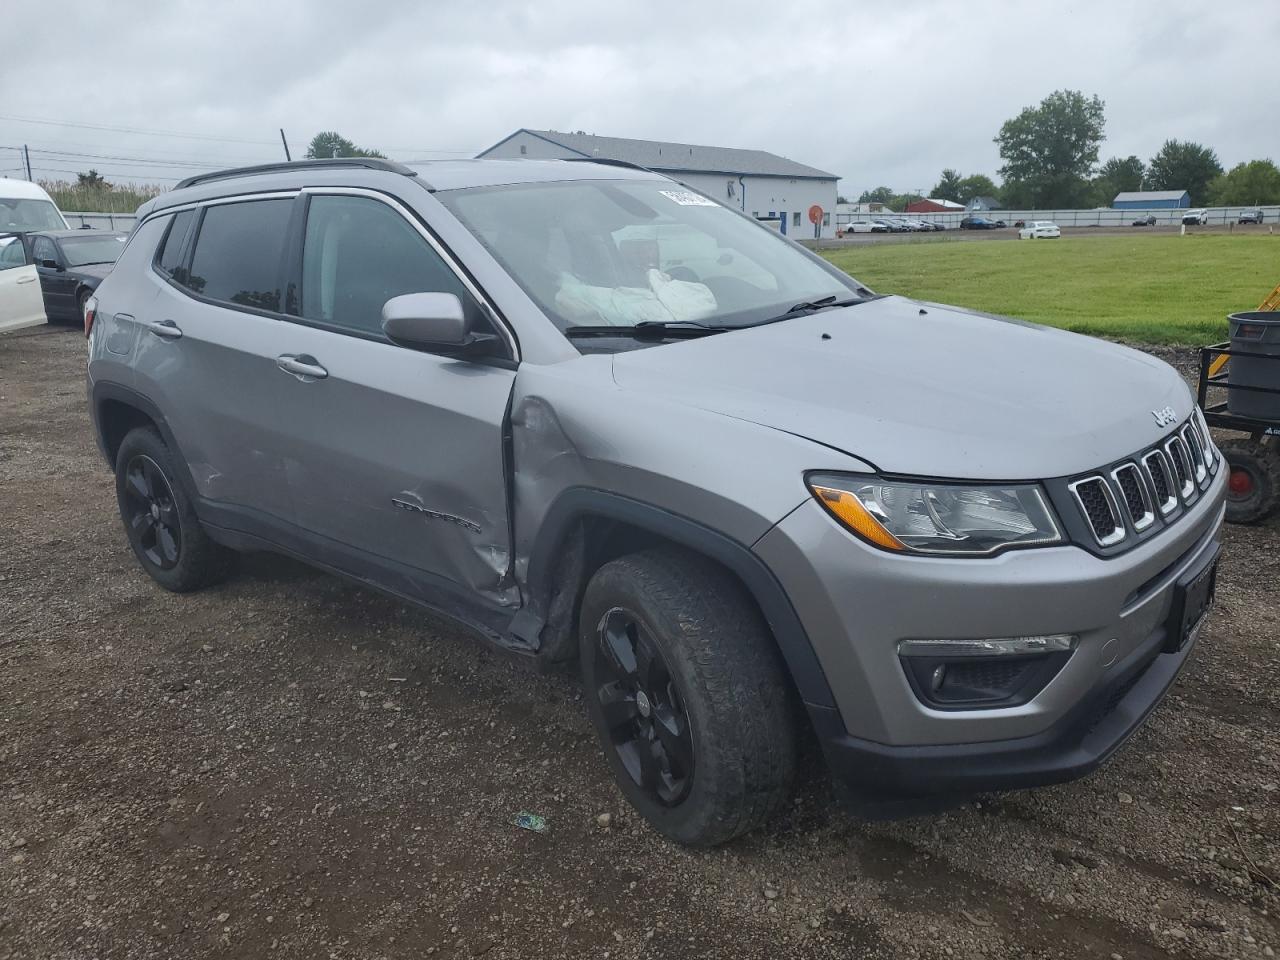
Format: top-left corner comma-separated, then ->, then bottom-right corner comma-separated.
1,0 -> 1276,195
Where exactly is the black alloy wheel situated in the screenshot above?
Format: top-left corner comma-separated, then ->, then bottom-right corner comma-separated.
121,454 -> 182,570
592,606 -> 694,806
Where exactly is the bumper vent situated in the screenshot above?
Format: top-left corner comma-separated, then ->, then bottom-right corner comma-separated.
1066,416 -> 1217,549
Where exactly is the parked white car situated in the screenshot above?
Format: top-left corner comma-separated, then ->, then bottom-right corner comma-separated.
0,179 -> 66,332
1019,220 -> 1061,240
842,220 -> 876,234
1182,208 -> 1210,226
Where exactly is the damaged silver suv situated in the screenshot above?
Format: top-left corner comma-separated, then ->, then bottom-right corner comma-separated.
87,158 -> 1226,845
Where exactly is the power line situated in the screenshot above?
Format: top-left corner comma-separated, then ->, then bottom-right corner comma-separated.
8,136 -> 271,165
0,113 -> 278,146
28,163 -> 187,181
24,147 -> 276,170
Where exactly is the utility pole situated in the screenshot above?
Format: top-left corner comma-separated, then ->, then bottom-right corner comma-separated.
22,144 -> 32,180
279,128 -> 292,161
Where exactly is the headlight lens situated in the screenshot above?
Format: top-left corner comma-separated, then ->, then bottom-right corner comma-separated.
808,474 -> 1064,556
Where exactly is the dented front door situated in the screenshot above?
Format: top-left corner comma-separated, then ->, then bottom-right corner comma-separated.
273,324 -> 518,606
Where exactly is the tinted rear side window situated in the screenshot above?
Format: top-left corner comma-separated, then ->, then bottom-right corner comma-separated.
156,208 -> 195,281
187,199 -> 292,311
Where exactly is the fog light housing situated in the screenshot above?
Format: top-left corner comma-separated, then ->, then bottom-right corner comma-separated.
898,634 -> 1077,710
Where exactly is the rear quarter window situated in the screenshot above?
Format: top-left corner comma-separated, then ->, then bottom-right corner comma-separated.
186,198 -> 293,312
155,208 -> 195,281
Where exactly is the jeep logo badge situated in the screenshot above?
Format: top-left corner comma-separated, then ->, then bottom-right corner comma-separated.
1152,406 -> 1177,427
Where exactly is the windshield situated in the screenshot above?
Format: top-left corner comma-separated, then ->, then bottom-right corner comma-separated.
0,197 -> 65,232
439,179 -> 862,341
60,233 -> 128,266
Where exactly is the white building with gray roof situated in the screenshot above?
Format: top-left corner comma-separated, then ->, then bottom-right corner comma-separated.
478,129 -> 840,239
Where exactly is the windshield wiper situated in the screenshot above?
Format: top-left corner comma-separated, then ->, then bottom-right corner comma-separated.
753,292 -> 880,327
564,320 -> 733,340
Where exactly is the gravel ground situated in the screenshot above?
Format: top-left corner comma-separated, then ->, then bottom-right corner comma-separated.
1,326 -> 1277,960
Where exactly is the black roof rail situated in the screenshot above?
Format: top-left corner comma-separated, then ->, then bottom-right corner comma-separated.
175,158 -> 418,190
562,157 -> 654,174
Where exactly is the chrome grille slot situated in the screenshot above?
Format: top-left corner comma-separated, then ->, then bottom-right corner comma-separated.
1112,463 -> 1154,531
1194,411 -> 1218,471
1141,450 -> 1178,515
1181,424 -> 1208,483
1165,435 -> 1196,501
1068,476 -> 1126,546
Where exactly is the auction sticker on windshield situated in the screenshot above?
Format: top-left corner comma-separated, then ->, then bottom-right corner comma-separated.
659,190 -> 718,206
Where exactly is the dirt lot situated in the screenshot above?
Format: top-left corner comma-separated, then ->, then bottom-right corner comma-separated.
2,327 -> 1277,960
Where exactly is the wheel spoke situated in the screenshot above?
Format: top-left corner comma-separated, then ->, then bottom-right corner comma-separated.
130,511 -> 154,538
141,458 -> 163,498
633,630 -> 664,691
600,617 -> 638,680
156,525 -> 180,563
652,703 -> 693,778
157,501 -> 178,525
636,733 -> 663,792
125,465 -> 149,501
597,682 -> 638,734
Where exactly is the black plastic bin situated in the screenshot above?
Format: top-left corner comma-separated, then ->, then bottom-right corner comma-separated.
1227,311 -> 1280,420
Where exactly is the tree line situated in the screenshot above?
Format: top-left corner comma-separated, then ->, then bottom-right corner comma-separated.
849,90 -> 1280,211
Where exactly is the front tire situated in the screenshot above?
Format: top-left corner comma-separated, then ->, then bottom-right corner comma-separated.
1220,438 -> 1280,524
579,548 -> 798,846
115,427 -> 236,591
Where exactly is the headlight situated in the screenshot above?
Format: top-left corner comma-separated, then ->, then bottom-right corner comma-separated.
807,474 -> 1064,556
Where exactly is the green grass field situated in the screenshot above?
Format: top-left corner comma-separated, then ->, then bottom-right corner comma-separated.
820,234 -> 1279,345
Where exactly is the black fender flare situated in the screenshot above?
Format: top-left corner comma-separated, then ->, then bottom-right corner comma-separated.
89,381 -> 200,502
522,487 -> 837,709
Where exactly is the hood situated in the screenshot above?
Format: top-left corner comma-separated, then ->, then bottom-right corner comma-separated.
610,296 -> 1193,480
68,262 -> 114,281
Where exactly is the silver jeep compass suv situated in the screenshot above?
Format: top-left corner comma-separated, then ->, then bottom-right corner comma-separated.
87,158 -> 1226,845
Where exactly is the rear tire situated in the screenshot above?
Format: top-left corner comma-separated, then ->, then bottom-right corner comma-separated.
579,547 -> 798,846
1220,438 -> 1280,524
115,427 -> 236,591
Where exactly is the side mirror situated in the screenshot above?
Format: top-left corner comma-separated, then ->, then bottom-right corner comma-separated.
381,292 -> 497,356
40,258 -> 62,271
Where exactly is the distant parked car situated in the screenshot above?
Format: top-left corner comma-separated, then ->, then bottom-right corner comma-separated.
960,216 -> 997,230
842,220 -> 875,235
1182,208 -> 1210,225
1132,215 -> 1157,227
1019,221 -> 1061,240
869,219 -> 895,233
19,230 -> 129,323
994,220 -> 1007,228
1238,209 -> 1263,224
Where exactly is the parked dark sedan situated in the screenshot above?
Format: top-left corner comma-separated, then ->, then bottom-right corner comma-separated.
1132,215 -> 1157,226
22,230 -> 128,322
1238,209 -> 1264,224
959,216 -> 998,230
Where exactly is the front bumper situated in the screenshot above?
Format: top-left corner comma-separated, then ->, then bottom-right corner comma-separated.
754,466 -> 1226,803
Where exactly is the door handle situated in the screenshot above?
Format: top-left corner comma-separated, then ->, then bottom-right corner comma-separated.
276,354 -> 328,380
145,319 -> 183,340
16,275 -> 35,284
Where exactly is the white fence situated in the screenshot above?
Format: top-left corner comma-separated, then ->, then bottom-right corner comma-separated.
836,205 -> 1280,231
62,211 -> 139,231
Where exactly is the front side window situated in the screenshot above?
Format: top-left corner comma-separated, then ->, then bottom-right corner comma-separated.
187,199 -> 292,311
32,236 -> 58,265
438,179 -> 861,347
300,194 -> 472,337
